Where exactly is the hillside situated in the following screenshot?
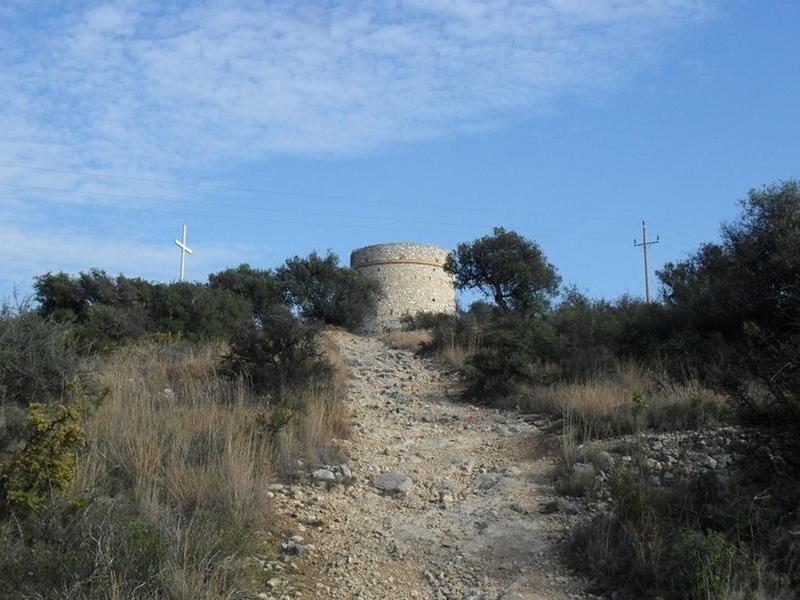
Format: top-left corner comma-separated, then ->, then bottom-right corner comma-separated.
266,331 -> 587,599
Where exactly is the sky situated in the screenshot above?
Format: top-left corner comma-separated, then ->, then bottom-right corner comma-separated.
1,0 -> 798,305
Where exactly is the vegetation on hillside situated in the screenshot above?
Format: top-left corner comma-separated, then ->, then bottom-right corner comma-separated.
0,251 -> 367,598
409,180 -> 800,598
277,251 -> 381,330
33,250 -> 378,352
447,226 -> 560,313
2,180 -> 798,598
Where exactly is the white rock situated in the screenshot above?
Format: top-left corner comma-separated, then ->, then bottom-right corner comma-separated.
592,451 -> 615,473
572,462 -> 596,478
702,456 -> 718,469
373,471 -> 414,494
312,468 -> 336,482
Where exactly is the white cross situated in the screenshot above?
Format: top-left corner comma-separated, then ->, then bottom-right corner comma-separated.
174,224 -> 193,282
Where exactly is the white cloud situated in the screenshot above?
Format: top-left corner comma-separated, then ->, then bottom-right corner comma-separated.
0,222 -> 255,291
1,0 -> 713,172
0,1 -> 714,293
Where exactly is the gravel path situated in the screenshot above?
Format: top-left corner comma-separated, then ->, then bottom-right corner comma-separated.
268,332 -> 589,600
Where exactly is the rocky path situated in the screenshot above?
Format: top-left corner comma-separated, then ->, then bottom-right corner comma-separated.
267,332 -> 588,600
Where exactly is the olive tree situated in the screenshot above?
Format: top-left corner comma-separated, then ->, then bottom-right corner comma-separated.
277,251 -> 380,330
448,227 -> 560,313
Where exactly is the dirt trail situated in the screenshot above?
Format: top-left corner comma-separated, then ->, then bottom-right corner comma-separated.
269,331 -> 588,599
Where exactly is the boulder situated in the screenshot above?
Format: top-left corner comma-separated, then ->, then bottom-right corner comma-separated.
312,468 -> 336,482
572,462 -> 596,478
373,471 -> 414,495
592,451 -> 615,473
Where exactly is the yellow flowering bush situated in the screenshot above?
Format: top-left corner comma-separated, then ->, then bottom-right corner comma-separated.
0,403 -> 84,516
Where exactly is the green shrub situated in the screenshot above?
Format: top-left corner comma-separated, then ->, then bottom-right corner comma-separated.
0,499 -> 170,598
464,312 -> 559,400
570,456 -> 800,599
277,250 -> 380,330
659,181 -> 800,428
608,466 -> 653,523
34,271 -> 255,349
0,307 -> 78,406
664,528 -> 741,599
224,305 -> 331,399
75,303 -> 151,351
209,263 -> 285,314
147,282 -> 253,340
418,294 -> 676,405
408,303 -> 494,350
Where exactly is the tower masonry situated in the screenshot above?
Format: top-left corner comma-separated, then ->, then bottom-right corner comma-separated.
350,242 -> 457,333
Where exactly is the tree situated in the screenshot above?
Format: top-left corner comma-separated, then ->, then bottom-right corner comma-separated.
34,272 -> 87,321
147,282 -> 252,340
658,181 -> 800,420
208,264 -> 284,314
33,270 -> 254,348
448,227 -> 560,312
277,251 -> 380,330
658,180 -> 800,336
0,307 -> 77,406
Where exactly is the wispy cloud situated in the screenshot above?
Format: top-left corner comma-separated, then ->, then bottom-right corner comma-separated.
0,222 -> 257,293
0,1 -> 713,292
1,0 -> 713,171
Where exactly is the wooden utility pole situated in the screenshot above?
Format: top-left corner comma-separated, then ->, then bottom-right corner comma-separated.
634,220 -> 659,302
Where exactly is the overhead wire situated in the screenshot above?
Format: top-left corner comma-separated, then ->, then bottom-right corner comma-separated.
0,180 -> 470,229
0,190 -> 637,241
0,161 -> 712,252
0,161 -> 629,223
0,193 -> 477,235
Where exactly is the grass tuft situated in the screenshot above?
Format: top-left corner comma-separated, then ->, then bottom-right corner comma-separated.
1,336 -> 349,598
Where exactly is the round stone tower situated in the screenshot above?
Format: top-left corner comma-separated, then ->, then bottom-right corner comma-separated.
350,242 -> 456,332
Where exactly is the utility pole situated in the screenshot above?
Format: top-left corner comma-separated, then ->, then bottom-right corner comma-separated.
634,220 -> 659,302
174,224 -> 193,282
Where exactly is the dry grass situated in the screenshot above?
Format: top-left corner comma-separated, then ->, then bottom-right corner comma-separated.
381,329 -> 432,352
382,329 -> 473,371
436,343 -> 471,371
75,341 -> 273,597
65,336 -> 350,597
269,382 -> 349,474
523,363 -> 727,440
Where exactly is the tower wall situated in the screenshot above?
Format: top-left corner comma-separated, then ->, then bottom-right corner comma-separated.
350,242 -> 456,332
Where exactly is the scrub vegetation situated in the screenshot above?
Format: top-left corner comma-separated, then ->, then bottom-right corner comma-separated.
2,181 -> 798,598
408,181 -> 800,598
0,253 -> 366,599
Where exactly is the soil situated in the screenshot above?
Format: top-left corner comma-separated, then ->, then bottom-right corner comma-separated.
266,331 -> 590,600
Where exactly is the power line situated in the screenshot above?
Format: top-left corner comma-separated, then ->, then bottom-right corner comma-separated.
0,170 -> 643,236
0,161 -> 346,199
0,193 -> 472,235
0,191 -> 630,244
0,160 -> 627,223
0,180 -> 465,229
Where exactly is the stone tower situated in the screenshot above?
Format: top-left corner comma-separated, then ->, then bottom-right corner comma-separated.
350,242 -> 457,332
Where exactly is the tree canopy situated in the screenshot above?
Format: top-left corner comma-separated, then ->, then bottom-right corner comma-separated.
448,227 -> 560,312
208,263 -> 285,314
276,251 -> 380,330
658,180 -> 800,337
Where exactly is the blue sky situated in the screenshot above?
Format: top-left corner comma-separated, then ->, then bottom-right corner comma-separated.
1,1 -> 798,304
